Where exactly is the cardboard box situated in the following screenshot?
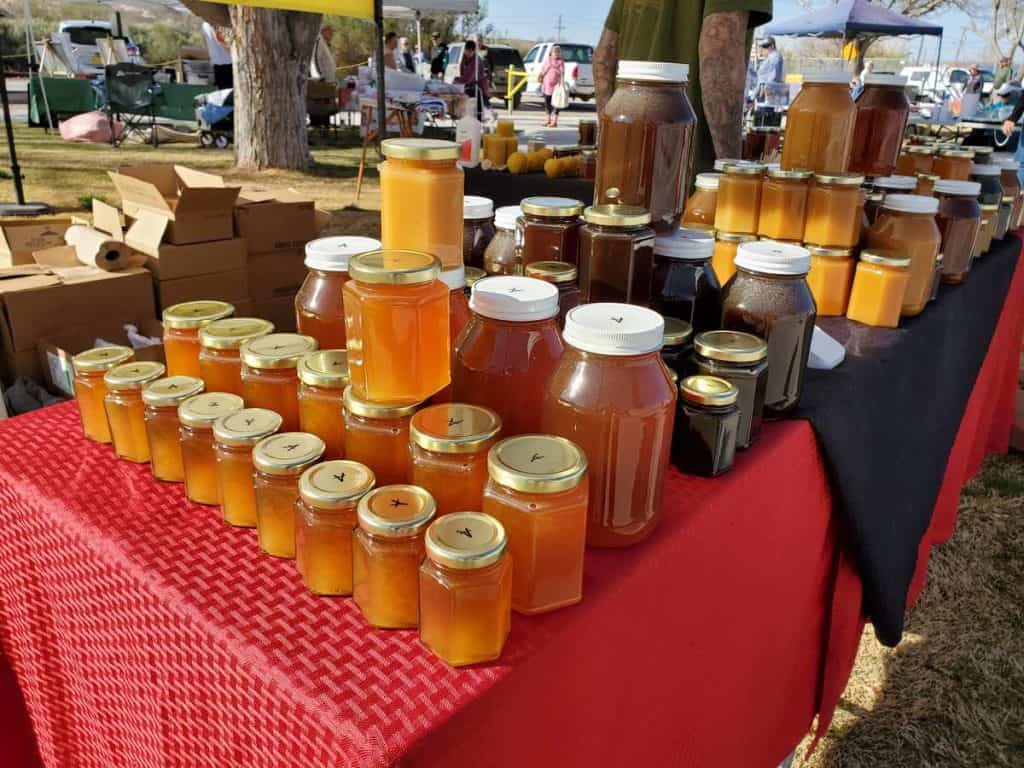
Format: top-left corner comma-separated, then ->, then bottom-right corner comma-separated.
154,268 -> 250,311
250,295 -> 297,334
109,164 -> 240,245
247,249 -> 308,301
234,190 -> 319,254
0,217 -> 73,266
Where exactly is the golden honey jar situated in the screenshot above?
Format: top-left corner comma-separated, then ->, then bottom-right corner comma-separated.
240,333 -> 318,432
297,349 -> 350,460
253,431 -> 326,558
142,375 -> 205,482
104,361 -> 166,463
178,392 -> 245,505
213,408 -> 284,528
198,317 -> 275,397
72,345 -> 135,443
162,300 -> 234,378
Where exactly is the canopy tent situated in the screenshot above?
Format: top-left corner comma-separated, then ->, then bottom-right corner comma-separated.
384,0 -> 479,62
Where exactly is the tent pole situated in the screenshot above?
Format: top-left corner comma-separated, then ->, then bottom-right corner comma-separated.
416,11 -> 422,73
23,0 -> 53,132
375,0 -> 386,158
0,39 -> 26,205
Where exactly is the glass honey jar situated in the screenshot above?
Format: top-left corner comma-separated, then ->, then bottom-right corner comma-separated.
652,228 -> 720,334
780,71 -> 856,173
240,333 -> 318,432
660,317 -> 694,377
463,196 -> 496,270
142,375 -> 205,482
484,206 -> 523,276
295,460 -> 376,597
896,145 -> 934,176
524,261 -> 580,328
848,74 -> 911,177
682,172 -> 721,227
578,205 -> 657,305
864,194 -> 941,317
934,180 -> 982,284
845,250 -> 912,328
517,196 -> 584,265
344,249 -> 450,405
71,345 -> 134,443
253,431 -> 326,558
805,245 -> 856,316
179,392 -> 245,505
213,408 -> 283,528
803,172 -> 867,248
410,403 -> 502,517
297,349 -> 349,460
757,168 -> 812,241
933,148 -> 975,181
714,161 -> 766,235
296,236 -> 381,349
353,484 -> 435,626
432,265 -> 473,403
711,231 -> 757,285
672,375 -> 740,477
343,385 -> 421,486
198,317 -> 275,397
482,435 -> 588,615
104,361 -> 166,463
162,300 -> 234,378
418,512 -> 512,667
865,175 -> 917,225
691,330 -> 768,449
915,172 -> 939,197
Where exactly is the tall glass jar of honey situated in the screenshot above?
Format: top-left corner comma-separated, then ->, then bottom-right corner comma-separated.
253,432 -> 326,558
104,361 -> 166,463
162,300 -> 234,378
213,408 -> 283,528
714,161 -> 766,235
453,275 -> 563,437
757,168 -> 812,241
353,484 -> 436,626
179,392 -> 245,505
419,512 -> 512,667
541,304 -> 675,547
297,349 -> 349,459
410,403 -> 502,516
517,196 -> 585,265
72,345 -> 134,443
344,250 -> 450,404
295,460 -> 376,596
295,236 -> 381,349
682,173 -> 721,227
198,317 -> 275,396
482,435 -> 588,614
848,74 -> 911,177
142,375 -> 205,482
864,194 -> 941,317
240,333 -> 318,431
343,386 -> 421,486
780,72 -> 856,173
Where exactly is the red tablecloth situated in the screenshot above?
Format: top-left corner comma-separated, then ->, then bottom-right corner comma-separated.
1,249 -> 1021,768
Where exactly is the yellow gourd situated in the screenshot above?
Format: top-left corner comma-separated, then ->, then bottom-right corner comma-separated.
507,152 -> 528,175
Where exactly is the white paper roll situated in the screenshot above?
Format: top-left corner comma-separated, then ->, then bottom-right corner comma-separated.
65,224 -> 128,271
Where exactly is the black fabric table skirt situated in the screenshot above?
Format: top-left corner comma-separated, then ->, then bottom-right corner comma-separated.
798,235 -> 1021,645
464,167 -> 594,209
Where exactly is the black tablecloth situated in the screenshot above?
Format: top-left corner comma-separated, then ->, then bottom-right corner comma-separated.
464,167 -> 595,209
799,235 -> 1021,645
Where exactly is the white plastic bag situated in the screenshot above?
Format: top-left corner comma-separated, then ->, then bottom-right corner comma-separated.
551,81 -> 570,110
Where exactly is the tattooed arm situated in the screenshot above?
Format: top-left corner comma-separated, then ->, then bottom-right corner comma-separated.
699,10 -> 748,160
594,27 -> 619,114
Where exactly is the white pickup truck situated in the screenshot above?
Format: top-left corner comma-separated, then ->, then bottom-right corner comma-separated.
47,20 -> 143,76
523,42 -> 595,102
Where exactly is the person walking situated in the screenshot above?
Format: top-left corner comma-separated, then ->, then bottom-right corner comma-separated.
455,40 -> 489,119
540,45 -> 566,127
310,25 -> 337,84
430,32 -> 448,78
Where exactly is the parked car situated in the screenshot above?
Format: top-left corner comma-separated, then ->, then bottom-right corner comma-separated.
51,20 -> 143,76
899,65 -> 994,102
523,42 -> 595,101
443,43 -> 526,108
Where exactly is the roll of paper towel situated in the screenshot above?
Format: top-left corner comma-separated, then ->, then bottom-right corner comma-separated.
64,225 -> 129,271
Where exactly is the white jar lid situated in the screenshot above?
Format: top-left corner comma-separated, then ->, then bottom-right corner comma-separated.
734,240 -> 811,276
881,194 -> 939,214
873,175 -> 917,191
803,70 -> 853,84
494,205 -> 521,230
970,163 -> 1002,176
304,236 -> 381,271
655,228 -> 714,260
617,60 -> 688,83
439,264 -> 465,291
934,180 -> 981,196
695,172 -> 721,191
464,195 -> 494,219
470,275 -> 558,321
991,152 -> 1017,166
864,73 -> 908,86
563,303 -> 664,356
993,158 -> 1020,170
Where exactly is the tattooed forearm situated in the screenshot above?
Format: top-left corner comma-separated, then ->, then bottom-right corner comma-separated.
699,10 -> 748,160
594,27 -> 619,114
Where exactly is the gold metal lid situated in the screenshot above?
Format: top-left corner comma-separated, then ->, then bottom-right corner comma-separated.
716,231 -> 758,243
410,404 -> 502,454
213,408 -> 283,446
520,196 -> 585,217
425,511 -> 507,570
980,204 -> 1001,212
525,260 -> 578,283
464,266 -> 486,287
71,345 -> 134,373
381,137 -> 458,160
903,146 -> 934,155
252,432 -> 326,476
178,392 -> 245,428
806,245 -> 854,258
916,172 -> 940,182
357,484 -> 436,537
582,204 -> 652,227
343,385 -> 421,419
694,330 -> 767,363
240,333 -> 317,370
298,350 -> 349,388
969,145 -> 993,155
723,161 -> 767,176
767,167 -> 813,180
199,317 -> 275,350
348,249 -> 441,285
814,172 -> 866,186
662,317 -> 693,347
299,459 -> 375,510
860,249 -> 911,268
162,300 -> 234,329
141,375 -> 204,406
937,148 -> 975,158
680,375 -> 738,406
686,223 -> 717,235
1003,195 -> 1017,203
103,361 -> 166,390
487,434 -> 587,494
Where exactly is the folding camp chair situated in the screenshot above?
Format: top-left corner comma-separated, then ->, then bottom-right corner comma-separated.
105,63 -> 161,147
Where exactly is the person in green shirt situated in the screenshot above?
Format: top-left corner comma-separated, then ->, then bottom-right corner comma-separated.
993,57 -> 1014,91
594,0 -> 773,176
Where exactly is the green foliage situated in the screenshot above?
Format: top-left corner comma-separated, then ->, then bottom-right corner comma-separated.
134,22 -> 201,66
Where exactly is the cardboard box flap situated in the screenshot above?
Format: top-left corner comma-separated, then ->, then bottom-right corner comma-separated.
32,245 -> 79,268
237,188 -> 313,206
116,164 -> 180,195
174,185 -> 240,214
92,199 -> 124,242
109,171 -> 175,217
0,266 -> 60,293
123,211 -> 169,257
174,165 -> 227,189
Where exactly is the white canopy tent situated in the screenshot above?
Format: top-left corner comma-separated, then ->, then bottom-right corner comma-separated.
383,0 -> 479,69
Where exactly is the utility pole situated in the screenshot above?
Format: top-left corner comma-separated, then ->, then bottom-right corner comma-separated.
555,14 -> 564,43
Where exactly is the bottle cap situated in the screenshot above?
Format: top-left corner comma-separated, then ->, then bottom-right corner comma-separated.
463,195 -> 494,219
240,333 -> 317,370
470,275 -> 559,321
178,392 -> 244,429
520,196 -> 585,217
655,228 -> 715,260
357,484 -> 436,537
525,260 -> 577,283
299,459 -> 375,510
872,175 -> 917,191
298,350 -> 349,388
662,317 -> 693,347
410,403 -> 502,454
162,300 -> 234,329
970,163 -> 1002,176
806,245 -> 854,259
713,158 -> 742,171
814,172 -> 866,186
71,345 -> 133,373
680,375 -> 738,406
694,330 -> 767,363
348,249 -> 442,285
343,385 -> 421,419
103,361 -> 165,391
304,236 -> 381,271
766,167 -> 813,180
881,194 -> 939,214
723,161 -> 767,176
734,240 -> 811,276
617,60 -> 688,83
694,172 -> 721,190
934,180 -> 981,196
213,408 -> 283,446
563,303 -> 664,356
487,434 -> 587,494
717,231 -> 758,243
425,512 -> 507,570
803,70 -> 852,84
142,375 -> 204,406
582,204 -> 651,227
381,137 -> 458,160
252,432 -> 326,476
199,318 -> 275,350
863,73 -> 908,86
439,264 -> 466,291
860,249 -> 911,268
494,205 -> 522,230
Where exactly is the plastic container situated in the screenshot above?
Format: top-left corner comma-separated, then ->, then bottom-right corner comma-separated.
846,250 -> 912,328
517,196 -> 584,266
691,330 -> 768,449
848,75 -> 911,177
780,72 -> 856,173
934,180 -> 982,284
297,349 -> 349,459
71,345 -> 134,443
162,300 -> 234,378
253,431 -> 326,559
864,194 -> 941,317
343,386 -> 421,486
213,408 -> 283,528
578,205 -> 656,305
463,196 -> 496,269
103,361 -> 166,463
142,375 -> 204,481
240,333 -> 318,431
672,375 -> 740,477
484,205 -> 523,275
198,317 -> 275,397
179,392 -> 245,505
805,245 -> 855,316
652,227 -> 721,333
714,161 -> 766,235
803,172 -> 866,248
296,236 -> 381,349
524,261 -> 580,327
682,172 -> 721,226
757,168 -> 812,241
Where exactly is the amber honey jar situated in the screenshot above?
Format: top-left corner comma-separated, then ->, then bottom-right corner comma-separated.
104,361 -> 166,463
915,172 -> 939,197
517,196 -> 584,265
864,194 -> 941,317
464,266 -> 486,294
711,231 -> 757,285
934,180 -> 982,284
142,375 -> 205,482
865,175 -> 917,224
714,161 -> 766,235
410,403 -> 502,517
419,512 -> 512,667
524,261 -> 580,327
846,250 -> 911,329
682,172 -> 721,227
692,330 -> 768,449
198,317 -> 274,397
652,228 -> 721,334
848,75 -> 911,177
353,484 -> 435,626
757,167 -> 812,241
297,349 -> 349,460
484,206 -> 523,276
933,148 -> 975,181
803,172 -> 866,248
213,408 -> 283,528
806,245 -> 856,317
72,345 -> 134,443
294,460 -> 376,596
463,196 -> 496,270
482,435 -> 588,615
253,431 -> 326,558
240,333 -> 318,431
578,205 -> 657,305
343,385 -> 421,486
896,145 -> 934,176
781,71 -> 856,173
162,300 -> 234,378
179,392 -> 245,505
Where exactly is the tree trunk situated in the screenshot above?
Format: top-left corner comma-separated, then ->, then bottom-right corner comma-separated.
229,7 -> 321,170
